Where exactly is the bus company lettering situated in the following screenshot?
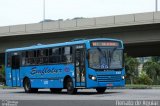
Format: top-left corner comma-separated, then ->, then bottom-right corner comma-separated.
64,67 -> 70,72
30,67 -> 62,75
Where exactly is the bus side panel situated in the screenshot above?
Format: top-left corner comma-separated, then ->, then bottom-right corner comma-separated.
5,67 -> 12,87
20,64 -> 74,88
29,79 -> 63,88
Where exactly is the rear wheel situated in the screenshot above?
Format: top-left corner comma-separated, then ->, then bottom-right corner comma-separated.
50,88 -> 62,93
96,87 -> 106,93
66,78 -> 77,94
24,78 -> 38,93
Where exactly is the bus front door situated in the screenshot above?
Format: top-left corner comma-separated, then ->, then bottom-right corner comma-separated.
11,54 -> 20,87
75,46 -> 86,87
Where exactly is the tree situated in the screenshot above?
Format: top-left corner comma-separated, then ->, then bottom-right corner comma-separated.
143,58 -> 160,85
0,65 -> 5,82
136,71 -> 153,85
125,54 -> 139,84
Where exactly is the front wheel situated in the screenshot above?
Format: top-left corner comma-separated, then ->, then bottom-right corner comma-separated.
24,78 -> 38,93
96,87 -> 106,93
66,78 -> 77,94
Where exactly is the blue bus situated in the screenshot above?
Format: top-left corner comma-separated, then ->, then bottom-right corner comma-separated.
5,38 -> 125,94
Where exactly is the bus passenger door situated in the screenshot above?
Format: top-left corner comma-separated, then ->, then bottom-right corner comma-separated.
11,54 -> 20,87
75,45 -> 86,87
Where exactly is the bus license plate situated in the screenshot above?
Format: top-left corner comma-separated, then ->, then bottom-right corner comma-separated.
107,84 -> 113,86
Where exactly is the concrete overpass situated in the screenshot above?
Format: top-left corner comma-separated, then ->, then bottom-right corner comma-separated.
1,11 -> 160,64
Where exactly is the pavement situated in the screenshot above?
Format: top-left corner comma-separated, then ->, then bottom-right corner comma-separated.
0,88 -> 160,100
0,88 -> 160,106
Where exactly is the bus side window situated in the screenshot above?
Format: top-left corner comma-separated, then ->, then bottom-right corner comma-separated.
28,51 -> 36,65
37,50 -> 43,64
11,53 -> 20,69
62,46 -> 73,63
43,49 -> 49,64
49,48 -> 61,63
21,52 -> 26,66
7,53 -> 11,67
37,49 -> 49,64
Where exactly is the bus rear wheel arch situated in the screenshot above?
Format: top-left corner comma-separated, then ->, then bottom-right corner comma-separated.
64,76 -> 77,94
23,77 -> 38,93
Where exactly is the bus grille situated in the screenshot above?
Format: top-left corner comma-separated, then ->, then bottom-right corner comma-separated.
97,75 -> 121,82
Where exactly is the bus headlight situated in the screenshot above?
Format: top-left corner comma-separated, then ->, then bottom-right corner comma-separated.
89,75 -> 97,81
122,76 -> 125,80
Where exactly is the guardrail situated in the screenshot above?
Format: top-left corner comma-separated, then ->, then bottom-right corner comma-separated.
0,12 -> 160,36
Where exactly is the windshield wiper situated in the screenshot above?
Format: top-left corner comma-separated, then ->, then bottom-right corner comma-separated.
97,47 -> 108,68
110,47 -> 117,58
108,47 -> 117,68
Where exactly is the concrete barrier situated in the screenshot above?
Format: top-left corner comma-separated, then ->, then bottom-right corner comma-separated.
26,23 -> 42,32
77,18 -> 95,27
0,26 -> 9,34
135,12 -> 154,22
96,16 -> 114,25
10,25 -> 25,33
60,20 -> 76,28
43,21 -> 59,30
115,14 -> 134,23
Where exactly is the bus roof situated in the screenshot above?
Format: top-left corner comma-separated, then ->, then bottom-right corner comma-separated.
6,38 -> 123,52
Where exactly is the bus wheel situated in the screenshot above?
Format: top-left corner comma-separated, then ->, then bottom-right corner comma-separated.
24,78 -> 38,93
96,87 -> 106,93
50,88 -> 62,93
66,78 -> 77,94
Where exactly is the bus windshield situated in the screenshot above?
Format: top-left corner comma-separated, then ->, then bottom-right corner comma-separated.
89,48 -> 123,69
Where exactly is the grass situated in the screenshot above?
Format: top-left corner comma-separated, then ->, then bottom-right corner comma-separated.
0,85 -> 8,89
0,85 -> 18,89
125,84 -> 160,89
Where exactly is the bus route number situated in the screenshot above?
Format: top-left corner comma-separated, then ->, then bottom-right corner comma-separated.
76,45 -> 84,49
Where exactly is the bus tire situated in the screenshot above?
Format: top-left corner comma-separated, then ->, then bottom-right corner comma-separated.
66,78 -> 77,94
24,78 -> 38,93
50,88 -> 62,93
96,87 -> 106,93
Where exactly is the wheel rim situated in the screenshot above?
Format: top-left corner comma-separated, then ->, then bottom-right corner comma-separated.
25,79 -> 30,91
67,82 -> 73,91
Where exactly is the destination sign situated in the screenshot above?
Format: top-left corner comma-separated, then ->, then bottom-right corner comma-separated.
91,41 -> 120,47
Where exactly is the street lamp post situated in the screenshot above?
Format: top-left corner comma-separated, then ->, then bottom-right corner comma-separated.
43,0 -> 46,21
156,0 -> 158,12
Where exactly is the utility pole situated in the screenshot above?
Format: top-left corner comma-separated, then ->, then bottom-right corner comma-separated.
43,0 -> 46,21
156,0 -> 158,12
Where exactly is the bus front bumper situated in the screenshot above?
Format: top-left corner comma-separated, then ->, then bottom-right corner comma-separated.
87,80 -> 125,88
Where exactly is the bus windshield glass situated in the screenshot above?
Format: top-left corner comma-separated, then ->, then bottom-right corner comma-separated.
89,48 -> 123,69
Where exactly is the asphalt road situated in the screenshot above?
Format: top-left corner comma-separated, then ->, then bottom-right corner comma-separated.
0,88 -> 160,106
0,88 -> 160,100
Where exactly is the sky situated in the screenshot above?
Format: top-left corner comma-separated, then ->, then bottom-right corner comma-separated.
0,0 -> 159,26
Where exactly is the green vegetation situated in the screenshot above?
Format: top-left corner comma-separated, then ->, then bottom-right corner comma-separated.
135,71 -> 152,85
126,84 -> 160,89
0,85 -> 7,89
0,65 -> 5,82
125,54 -> 139,84
125,84 -> 151,89
125,55 -> 160,86
143,57 -> 160,85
